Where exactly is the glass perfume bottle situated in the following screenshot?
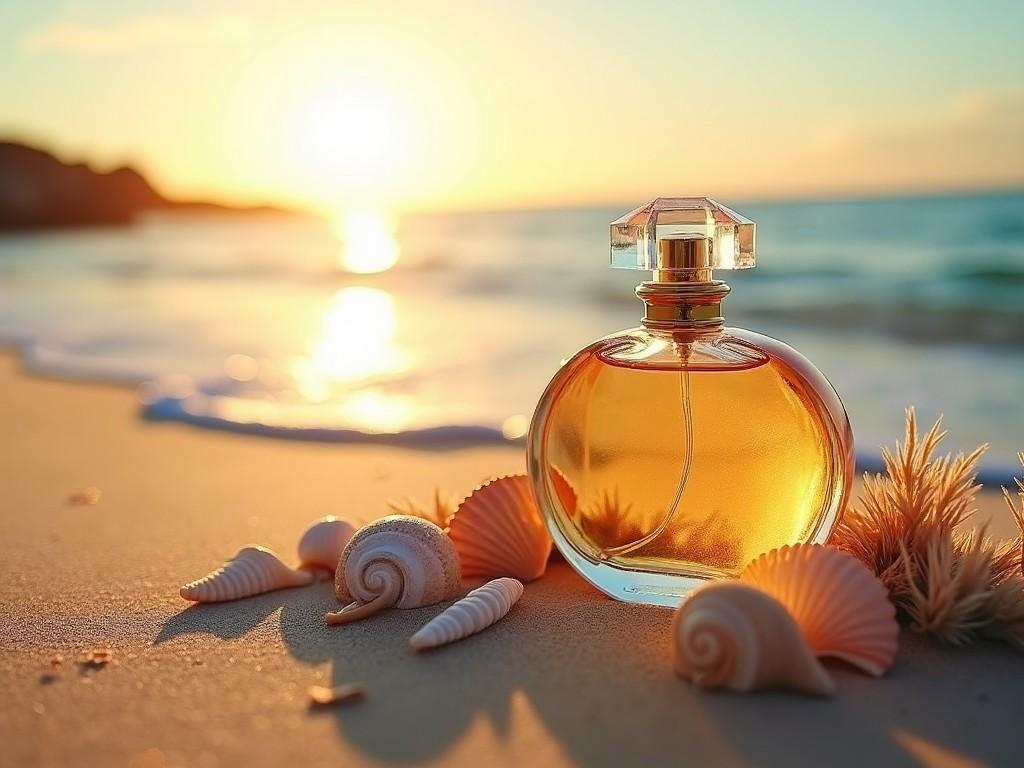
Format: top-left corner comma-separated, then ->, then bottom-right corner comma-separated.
527,198 -> 854,606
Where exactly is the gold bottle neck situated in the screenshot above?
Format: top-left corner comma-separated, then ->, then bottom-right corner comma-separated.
636,276 -> 730,332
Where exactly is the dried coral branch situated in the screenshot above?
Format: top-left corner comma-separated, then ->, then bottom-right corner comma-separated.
831,408 -> 1024,649
1001,450 -> 1024,567
387,488 -> 457,530
578,489 -> 645,550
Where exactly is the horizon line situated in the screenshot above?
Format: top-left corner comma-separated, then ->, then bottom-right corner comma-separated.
4,133 -> 1022,220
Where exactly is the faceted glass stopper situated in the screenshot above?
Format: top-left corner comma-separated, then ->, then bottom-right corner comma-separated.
610,197 -> 756,272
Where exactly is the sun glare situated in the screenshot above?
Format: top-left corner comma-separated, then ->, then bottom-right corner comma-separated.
284,83 -> 413,204
294,286 -> 409,395
300,92 -> 397,175
337,210 -> 399,274
290,285 -> 414,432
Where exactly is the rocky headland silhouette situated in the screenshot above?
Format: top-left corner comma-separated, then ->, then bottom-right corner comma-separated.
0,140 -> 285,229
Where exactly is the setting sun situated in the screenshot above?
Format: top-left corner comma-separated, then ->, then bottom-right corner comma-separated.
294,89 -> 405,188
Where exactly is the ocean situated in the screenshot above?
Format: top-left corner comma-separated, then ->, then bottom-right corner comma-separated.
1,192 -> 1022,483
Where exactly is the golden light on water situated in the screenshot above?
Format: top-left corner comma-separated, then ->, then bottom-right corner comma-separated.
292,286 -> 410,400
337,210 -> 399,274
289,285 -> 415,432
340,390 -> 414,433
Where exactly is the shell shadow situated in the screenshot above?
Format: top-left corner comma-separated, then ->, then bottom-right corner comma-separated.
278,579 -> 519,762
152,564 -> 1020,767
154,585 -> 311,645
275,564 -> 688,764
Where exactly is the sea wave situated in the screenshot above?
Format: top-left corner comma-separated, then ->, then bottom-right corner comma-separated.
4,193 -> 1024,486
7,336 -> 1023,487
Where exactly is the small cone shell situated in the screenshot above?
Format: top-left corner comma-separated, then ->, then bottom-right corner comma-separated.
331,516 -> 462,623
447,475 -> 552,582
673,582 -> 835,696
741,544 -> 899,676
297,516 -> 356,572
180,546 -> 314,603
410,578 -> 524,651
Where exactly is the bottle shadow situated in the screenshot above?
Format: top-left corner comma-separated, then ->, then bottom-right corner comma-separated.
154,565 -> 1017,767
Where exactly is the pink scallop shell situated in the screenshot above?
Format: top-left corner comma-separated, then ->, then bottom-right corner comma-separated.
447,475 -> 552,582
548,464 -> 578,517
740,544 -> 898,676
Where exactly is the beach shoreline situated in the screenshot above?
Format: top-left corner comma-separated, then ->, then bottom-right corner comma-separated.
1,352 -> 1022,767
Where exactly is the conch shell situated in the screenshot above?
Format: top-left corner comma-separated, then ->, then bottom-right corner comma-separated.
327,516 -> 461,625
673,582 -> 835,696
410,577 -> 524,651
297,516 -> 356,572
180,546 -> 314,603
447,475 -> 552,582
741,544 -> 899,676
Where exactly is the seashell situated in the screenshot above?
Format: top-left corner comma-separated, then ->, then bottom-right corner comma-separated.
326,516 -> 461,625
740,544 -> 898,676
447,475 -> 552,582
297,516 -> 356,572
673,582 -> 835,696
410,577 -> 524,651
548,465 -> 578,516
180,546 -> 314,603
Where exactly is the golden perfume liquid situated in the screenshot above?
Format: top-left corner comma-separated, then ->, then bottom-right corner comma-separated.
527,198 -> 854,605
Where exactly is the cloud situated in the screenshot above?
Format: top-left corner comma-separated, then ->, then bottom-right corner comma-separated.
22,13 -> 254,55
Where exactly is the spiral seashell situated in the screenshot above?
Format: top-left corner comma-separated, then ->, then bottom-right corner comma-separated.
673,582 -> 835,696
740,544 -> 898,676
297,516 -> 356,572
447,475 -> 552,582
326,516 -> 461,625
410,577 -> 524,651
180,546 -> 314,603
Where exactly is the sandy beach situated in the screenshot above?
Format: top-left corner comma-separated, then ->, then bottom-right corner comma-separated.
1,350 -> 1022,768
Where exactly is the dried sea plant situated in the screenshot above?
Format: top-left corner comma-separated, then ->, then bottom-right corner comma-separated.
387,488 -> 457,529
577,488 -> 646,550
1000,451 -> 1024,568
830,409 -> 1024,648
577,488 -> 741,565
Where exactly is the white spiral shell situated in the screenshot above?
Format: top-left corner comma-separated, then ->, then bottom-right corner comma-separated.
328,516 -> 461,625
740,544 -> 899,676
297,516 -> 356,572
673,582 -> 835,696
410,577 -> 524,651
180,546 -> 314,603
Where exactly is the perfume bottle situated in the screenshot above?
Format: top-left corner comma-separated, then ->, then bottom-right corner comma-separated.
527,198 -> 854,606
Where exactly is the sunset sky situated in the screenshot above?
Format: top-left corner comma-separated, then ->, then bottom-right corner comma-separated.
1,1 -> 1022,213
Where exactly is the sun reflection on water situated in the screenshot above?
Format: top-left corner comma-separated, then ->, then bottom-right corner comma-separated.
291,285 -> 413,432
336,210 -> 399,274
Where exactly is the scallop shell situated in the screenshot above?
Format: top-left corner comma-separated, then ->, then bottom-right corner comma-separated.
297,516 -> 356,572
673,582 -> 835,696
410,577 -> 524,651
548,465 -> 578,516
740,544 -> 898,676
447,475 -> 552,582
326,515 -> 461,625
180,546 -> 314,603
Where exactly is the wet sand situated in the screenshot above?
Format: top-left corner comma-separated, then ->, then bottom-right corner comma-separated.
0,352 -> 1021,768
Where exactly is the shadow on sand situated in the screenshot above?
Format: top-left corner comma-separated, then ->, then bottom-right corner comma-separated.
155,564 -> 1021,767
